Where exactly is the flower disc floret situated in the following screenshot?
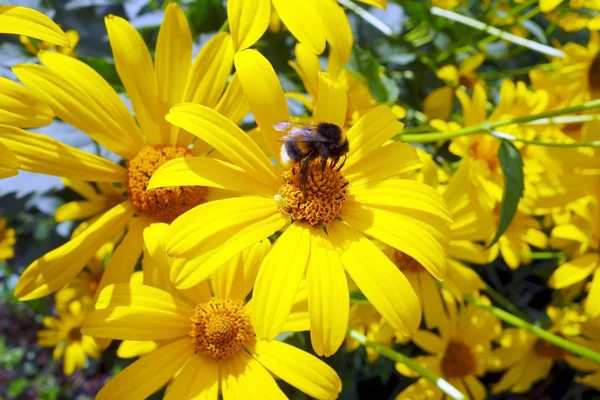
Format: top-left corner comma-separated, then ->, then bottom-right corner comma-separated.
190,299 -> 254,360
126,145 -> 208,223
441,340 -> 477,379
278,158 -> 349,226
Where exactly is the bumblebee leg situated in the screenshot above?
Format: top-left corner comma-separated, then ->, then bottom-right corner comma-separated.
321,157 -> 328,171
336,155 -> 347,171
300,157 -> 311,190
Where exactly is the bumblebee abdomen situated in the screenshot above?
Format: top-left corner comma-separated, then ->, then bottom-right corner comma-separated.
282,141 -> 306,162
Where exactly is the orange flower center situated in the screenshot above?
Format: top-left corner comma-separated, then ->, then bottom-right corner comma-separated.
277,158 -> 349,226
393,251 -> 425,273
534,339 -> 568,359
441,340 -> 477,379
68,327 -> 82,342
190,299 -> 254,360
469,137 -> 499,171
126,145 -> 209,223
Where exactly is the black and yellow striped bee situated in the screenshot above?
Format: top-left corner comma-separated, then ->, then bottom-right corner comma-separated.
274,121 -> 349,187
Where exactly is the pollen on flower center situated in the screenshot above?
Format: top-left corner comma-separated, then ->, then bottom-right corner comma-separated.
68,327 -> 82,341
125,145 -> 209,223
393,251 -> 424,273
441,340 -> 477,379
277,158 -> 349,226
189,299 -> 254,360
469,137 -> 499,171
534,339 -> 568,359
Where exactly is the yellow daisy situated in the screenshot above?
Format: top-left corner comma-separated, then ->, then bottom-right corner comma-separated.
20,26 -> 80,57
396,298 -> 501,400
227,0 -> 358,73
37,297 -> 101,376
0,218 -> 16,261
4,4 -> 245,301
82,233 -> 341,399
488,305 -> 598,394
149,49 -> 452,356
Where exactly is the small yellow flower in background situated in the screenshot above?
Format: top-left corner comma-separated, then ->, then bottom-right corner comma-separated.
82,225 -> 341,400
227,0 -> 354,75
431,0 -> 463,9
20,27 -> 80,57
37,297 -> 101,376
0,218 -> 16,261
423,52 -> 485,120
542,0 -> 600,32
149,49 -> 452,356
396,297 -> 501,400
4,4 -> 246,301
488,305 -> 599,394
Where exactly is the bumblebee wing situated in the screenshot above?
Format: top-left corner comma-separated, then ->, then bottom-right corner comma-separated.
274,122 -> 329,143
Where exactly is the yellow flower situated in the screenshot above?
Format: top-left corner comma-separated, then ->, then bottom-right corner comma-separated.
431,0 -> 463,9
82,231 -> 341,400
20,27 -> 80,57
423,52 -> 485,120
0,218 -> 16,261
288,43 -> 406,125
0,6 -> 69,45
488,305 -> 597,394
227,0 -> 355,72
37,297 -> 101,376
149,49 -> 452,356
396,298 -> 501,400
543,0 -> 600,32
4,4 -> 245,301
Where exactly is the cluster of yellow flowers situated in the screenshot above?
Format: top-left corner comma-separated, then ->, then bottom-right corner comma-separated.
2,1 -> 600,399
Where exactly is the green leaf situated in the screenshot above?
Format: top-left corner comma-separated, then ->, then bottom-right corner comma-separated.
7,378 -> 27,397
349,289 -> 370,305
487,139 -> 524,248
347,46 -> 400,104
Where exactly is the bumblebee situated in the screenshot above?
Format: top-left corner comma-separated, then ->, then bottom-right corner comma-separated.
274,121 -> 349,187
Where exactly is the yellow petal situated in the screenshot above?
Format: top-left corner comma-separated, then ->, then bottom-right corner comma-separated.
459,53 -> 485,75
421,273 -> 446,329
0,142 -> 19,178
0,126 -> 127,182
252,339 -> 342,399
83,283 -> 194,340
320,0 -> 353,76
95,216 -> 151,297
148,156 -> 275,198
165,197 -> 286,288
252,223 -> 311,341
293,43 -> 320,99
344,180 -> 452,280
164,354 -> 219,400
448,240 -> 489,264
345,105 -> 404,168
117,340 -> 158,358
313,72 -> 347,127
548,253 -> 599,289
272,0 -> 326,54
228,0 -> 271,51
423,86 -> 454,121
282,283 -> 310,333
327,221 -> 421,336
585,269 -> 600,319
184,32 -> 234,109
13,61 -> 144,160
306,225 -> 348,356
0,77 -> 53,128
62,178 -> 101,200
464,376 -> 487,400
55,200 -> 110,222
0,6 -> 69,46
540,0 -> 563,12
412,330 -> 445,354
212,239 -> 271,300
234,49 -> 290,159
14,202 -> 134,300
166,103 -> 280,189
155,3 -> 192,112
215,74 -> 251,125
106,15 -> 169,145
356,0 -> 386,8
344,142 -> 422,185
96,338 -> 193,400
220,351 -> 286,400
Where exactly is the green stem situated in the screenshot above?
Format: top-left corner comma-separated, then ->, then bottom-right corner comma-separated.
399,98 -> 600,143
347,329 -> 469,400
430,6 -> 564,58
465,296 -> 600,364
483,283 -> 530,322
338,0 -> 393,36
526,114 -> 600,125
520,251 -> 565,260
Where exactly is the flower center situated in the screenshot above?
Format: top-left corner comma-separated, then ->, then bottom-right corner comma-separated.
469,136 -> 499,171
393,251 -> 425,273
534,339 -> 568,359
68,327 -> 82,342
441,340 -> 477,379
277,158 -> 349,226
126,145 -> 209,223
588,53 -> 600,98
189,299 -> 254,360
